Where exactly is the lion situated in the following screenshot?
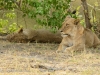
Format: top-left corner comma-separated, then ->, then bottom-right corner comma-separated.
57,17 -> 100,53
3,28 -> 62,43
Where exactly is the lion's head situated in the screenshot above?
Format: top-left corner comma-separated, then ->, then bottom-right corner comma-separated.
62,16 -> 80,27
6,29 -> 28,43
6,28 -> 33,43
60,17 -> 84,37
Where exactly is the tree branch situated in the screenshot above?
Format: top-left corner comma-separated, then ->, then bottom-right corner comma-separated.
81,0 -> 92,29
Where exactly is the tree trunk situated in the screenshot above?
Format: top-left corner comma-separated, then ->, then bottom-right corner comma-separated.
81,0 -> 92,29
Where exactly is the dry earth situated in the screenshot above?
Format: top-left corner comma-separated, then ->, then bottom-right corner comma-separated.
0,40 -> 100,75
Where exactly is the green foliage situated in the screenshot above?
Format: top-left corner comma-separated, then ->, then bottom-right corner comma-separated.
6,12 -> 16,19
21,0 -> 71,32
8,23 -> 18,33
0,0 -> 72,32
89,1 -> 100,32
0,0 -> 16,10
0,0 -> 100,33
0,0 -> 20,33
0,12 -> 19,33
0,19 -> 8,33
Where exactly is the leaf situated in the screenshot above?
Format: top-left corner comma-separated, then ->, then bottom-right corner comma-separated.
94,2 -> 99,6
36,7 -> 43,15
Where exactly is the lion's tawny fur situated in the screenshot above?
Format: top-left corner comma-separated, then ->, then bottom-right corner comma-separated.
57,17 -> 100,52
6,28 -> 62,43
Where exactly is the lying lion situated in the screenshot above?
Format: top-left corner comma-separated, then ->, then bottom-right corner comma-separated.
57,17 -> 100,52
3,28 -> 62,43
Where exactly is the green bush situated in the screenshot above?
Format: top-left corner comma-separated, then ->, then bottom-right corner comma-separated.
0,12 -> 20,33
21,0 -> 71,32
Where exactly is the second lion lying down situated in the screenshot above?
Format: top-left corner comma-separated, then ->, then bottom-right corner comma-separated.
3,28 -> 62,43
57,17 -> 100,52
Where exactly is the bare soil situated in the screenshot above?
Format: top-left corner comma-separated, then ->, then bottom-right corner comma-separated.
0,40 -> 100,75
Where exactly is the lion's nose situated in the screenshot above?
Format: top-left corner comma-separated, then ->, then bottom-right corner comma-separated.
60,30 -> 63,32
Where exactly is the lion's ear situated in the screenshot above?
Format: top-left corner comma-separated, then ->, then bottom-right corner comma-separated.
74,19 -> 80,25
79,26 -> 84,34
18,28 -> 23,33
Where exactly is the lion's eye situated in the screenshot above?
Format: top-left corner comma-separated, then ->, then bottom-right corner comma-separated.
66,24 -> 69,26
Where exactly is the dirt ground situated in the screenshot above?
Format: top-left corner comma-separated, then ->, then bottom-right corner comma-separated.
0,40 -> 100,75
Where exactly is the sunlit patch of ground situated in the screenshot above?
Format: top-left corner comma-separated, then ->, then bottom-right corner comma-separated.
0,40 -> 100,75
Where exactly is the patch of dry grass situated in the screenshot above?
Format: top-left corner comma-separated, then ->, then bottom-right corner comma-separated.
0,40 -> 100,75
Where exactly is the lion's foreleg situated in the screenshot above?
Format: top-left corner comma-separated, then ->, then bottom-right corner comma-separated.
56,43 -> 67,53
65,42 -> 85,52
